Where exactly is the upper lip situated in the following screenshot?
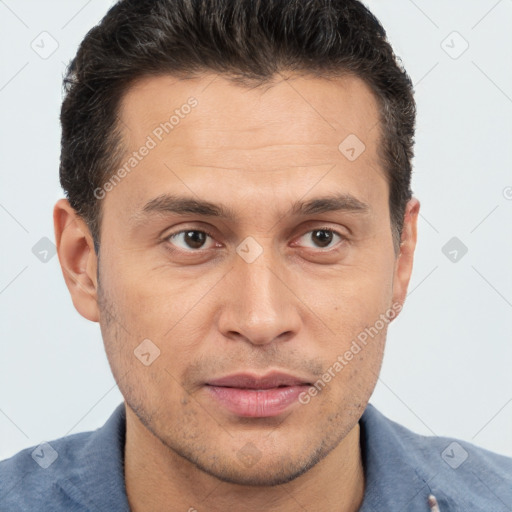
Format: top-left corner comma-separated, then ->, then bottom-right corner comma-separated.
206,371 -> 312,389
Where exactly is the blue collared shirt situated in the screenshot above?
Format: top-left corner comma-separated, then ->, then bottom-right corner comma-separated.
1,402 -> 511,511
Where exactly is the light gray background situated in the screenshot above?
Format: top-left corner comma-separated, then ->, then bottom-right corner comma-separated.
1,0 -> 511,462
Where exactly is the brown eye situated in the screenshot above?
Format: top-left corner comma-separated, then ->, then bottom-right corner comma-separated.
167,230 -> 215,251
296,228 -> 345,250
312,230 -> 334,248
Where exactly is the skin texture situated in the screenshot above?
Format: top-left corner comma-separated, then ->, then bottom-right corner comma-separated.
54,72 -> 420,512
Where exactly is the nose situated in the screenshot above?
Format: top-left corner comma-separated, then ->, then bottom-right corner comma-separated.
217,248 -> 302,347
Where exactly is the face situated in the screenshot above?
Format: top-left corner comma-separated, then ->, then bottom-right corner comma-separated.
55,72 -> 419,487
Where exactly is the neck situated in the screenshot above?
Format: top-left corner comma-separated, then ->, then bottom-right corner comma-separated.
124,406 -> 365,512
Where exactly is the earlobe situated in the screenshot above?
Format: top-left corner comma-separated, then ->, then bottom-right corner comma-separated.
53,198 -> 100,322
391,197 -> 420,310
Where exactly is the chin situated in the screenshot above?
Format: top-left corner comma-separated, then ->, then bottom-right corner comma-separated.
179,443 -> 325,487
199,462 -> 314,487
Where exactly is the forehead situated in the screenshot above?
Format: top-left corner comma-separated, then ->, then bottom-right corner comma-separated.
119,72 -> 381,154
109,72 -> 386,221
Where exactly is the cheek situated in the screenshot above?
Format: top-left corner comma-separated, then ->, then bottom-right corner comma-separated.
97,264 -> 208,384
313,262 -> 395,332
302,263 -> 393,386
109,256 -> 219,318
302,333 -> 385,424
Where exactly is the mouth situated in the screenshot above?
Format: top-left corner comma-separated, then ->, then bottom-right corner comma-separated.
204,371 -> 313,417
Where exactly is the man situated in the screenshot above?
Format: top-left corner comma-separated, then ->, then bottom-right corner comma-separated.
1,0 -> 511,510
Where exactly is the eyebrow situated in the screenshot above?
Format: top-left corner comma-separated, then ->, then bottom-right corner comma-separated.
138,193 -> 370,221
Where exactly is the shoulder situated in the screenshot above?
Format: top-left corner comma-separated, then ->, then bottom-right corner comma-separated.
0,430 -> 95,511
0,403 -> 128,512
361,403 -> 512,509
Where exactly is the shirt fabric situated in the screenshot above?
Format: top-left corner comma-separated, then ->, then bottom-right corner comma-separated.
1,402 -> 511,511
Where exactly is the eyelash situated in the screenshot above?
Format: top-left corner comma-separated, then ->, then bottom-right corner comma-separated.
164,227 -> 346,253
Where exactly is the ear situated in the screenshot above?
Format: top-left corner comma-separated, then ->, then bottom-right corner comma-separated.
53,198 -> 100,322
391,197 -> 420,310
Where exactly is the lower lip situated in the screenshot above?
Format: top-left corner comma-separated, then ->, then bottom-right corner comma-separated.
205,385 -> 310,417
